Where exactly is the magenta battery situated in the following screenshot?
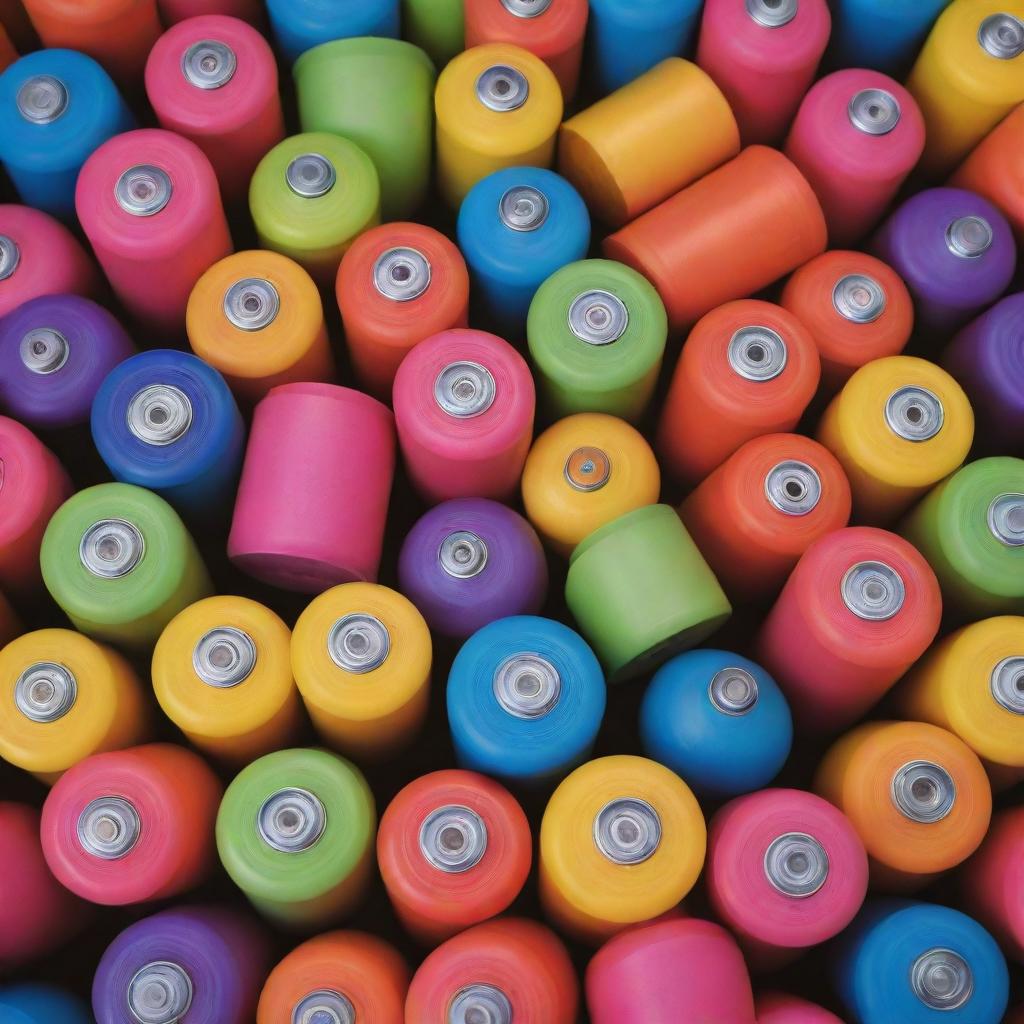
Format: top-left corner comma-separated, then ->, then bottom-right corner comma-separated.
145,15 -> 284,204
756,992 -> 845,1024
75,128 -> 233,336
785,69 -> 925,247
398,497 -> 548,639
228,382 -> 395,593
696,0 -> 831,146
393,328 -> 536,505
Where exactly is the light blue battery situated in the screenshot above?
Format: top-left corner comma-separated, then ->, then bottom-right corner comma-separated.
0,985 -> 92,1024
830,0 -> 952,74
266,0 -> 400,63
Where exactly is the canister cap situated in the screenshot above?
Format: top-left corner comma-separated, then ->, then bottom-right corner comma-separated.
181,39 -> 237,89
419,804 -> 488,873
79,519 -> 145,579
16,74 -> 68,123
20,328 -> 69,374
328,613 -> 391,674
499,185 -> 549,232
978,13 -> 1024,59
440,530 -> 489,579
593,797 -> 661,865
832,274 -> 886,324
126,384 -> 193,446
891,760 -> 956,823
286,154 -> 336,198
193,627 -> 257,688
292,990 -> 355,1024
745,0 -> 798,28
847,89 -> 901,135
223,277 -> 280,331
434,361 -> 496,417
568,290 -> 628,346
14,662 -> 77,723
448,985 -> 512,1024
0,236 -> 19,281
493,653 -> 561,719
763,831 -> 829,897
116,165 -> 173,217
475,65 -> 529,112
373,247 -> 431,302
127,961 -> 194,1024
911,949 -> 973,1010
884,386 -> 944,442
765,460 -> 821,516
258,787 -> 327,853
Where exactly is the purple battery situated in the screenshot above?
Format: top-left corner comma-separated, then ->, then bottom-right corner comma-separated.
398,497 -> 548,639
943,292 -> 1024,455
92,907 -> 268,1024
871,187 -> 1016,334
0,293 -> 135,430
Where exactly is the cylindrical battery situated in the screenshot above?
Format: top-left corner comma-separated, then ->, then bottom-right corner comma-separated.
0,49 -> 134,220
158,0 -> 263,22
404,0 -> 464,66
228,383 -> 395,592
680,433 -> 852,600
393,328 -> 535,504
291,582 -> 431,760
527,259 -> 667,423
815,720 -> 992,890
216,747 -> 376,927
40,743 -> 222,906
447,615 -> 605,784
755,527 -> 941,734
76,128 -> 233,337
435,43 -> 563,208
828,0 -> 951,74
152,595 -> 301,764
756,992 -> 845,1024
696,0 -> 831,146
145,15 -> 284,205
657,299 -> 821,486
0,985 -> 92,1024
785,69 -> 925,246
0,628 -> 146,782
604,146 -> 827,332
398,498 -> 547,639
377,769 -> 532,944
336,222 -> 469,399
187,249 -> 333,404
266,0 -> 400,64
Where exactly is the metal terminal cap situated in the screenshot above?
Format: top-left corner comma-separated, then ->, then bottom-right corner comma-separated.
223,277 -> 280,331
892,760 -> 956,823
115,165 -> 172,217
567,289 -> 629,346
258,787 -> 326,853
286,153 -> 336,198
16,74 -> 68,123
14,662 -> 77,723
192,627 -> 257,688
911,949 -> 974,1011
884,385 -> 944,442
991,656 -> 1024,715
709,666 -> 759,716
373,246 -> 431,302
493,653 -> 561,719
765,460 -> 822,516
79,519 -> 144,579
77,796 -> 141,860
565,446 -> 611,492
728,326 -> 787,381
499,185 -> 549,231
439,530 -> 488,579
448,985 -> 513,1024
127,961 -> 194,1024
126,384 -> 193,446
594,797 -> 662,865
832,273 -> 887,323
841,561 -> 905,621
763,832 -> 829,898
327,613 -> 390,674
979,13 -> 1024,59
434,360 -> 496,417
181,39 -> 236,89
0,236 -> 19,281
292,990 -> 355,1024
20,327 -> 69,374
500,0 -> 553,17
847,88 -> 901,135
946,216 -> 994,259
745,0 -> 798,28
987,493 -> 1024,547
419,804 -> 488,873
475,64 -> 529,112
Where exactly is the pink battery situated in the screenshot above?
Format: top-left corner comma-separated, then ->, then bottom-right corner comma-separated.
229,382 -> 395,593
157,0 -> 262,23
696,0 -> 831,146
0,204 -> 98,318
392,328 -> 535,505
756,993 -> 845,1024
585,917 -> 757,1024
785,69 -> 926,247
145,16 -> 284,204
75,128 -> 232,336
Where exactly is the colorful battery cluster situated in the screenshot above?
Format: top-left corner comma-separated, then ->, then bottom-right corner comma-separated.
40,482 -> 213,648
447,615 -> 604,783
404,0 -> 464,66
40,743 -> 222,906
657,300 -> 821,486
265,0 -> 400,63
158,0 -> 263,22
815,720 -> 992,889
0,49 -> 133,220
377,769 -> 532,944
76,128 -> 233,336
605,147 -> 828,332
829,0 -> 951,73
435,43 -> 563,208
152,595 -> 300,764
756,527 -> 941,733
228,383 -> 395,592
216,747 -> 376,927
291,582 -> 431,760
756,992 -> 845,1024
145,15 -> 284,204
398,498 -> 547,639
336,222 -> 470,399
393,328 -> 535,504
0,986 -> 91,1024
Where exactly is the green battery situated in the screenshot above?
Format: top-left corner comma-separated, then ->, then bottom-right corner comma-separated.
403,0 -> 464,67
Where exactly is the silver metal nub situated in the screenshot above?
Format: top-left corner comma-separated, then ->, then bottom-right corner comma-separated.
181,39 -> 237,89
434,360 -> 496,417
847,88 -> 901,135
373,246 -> 431,302
192,627 -> 257,688
594,797 -> 662,865
911,949 -> 974,1011
728,326 -> 787,381
745,0 -> 799,28
832,274 -> 887,324
475,64 -> 529,112
115,165 -> 173,217
567,289 -> 629,346
16,74 -> 68,124
841,561 -> 905,621
709,666 -> 759,716
14,661 -> 77,723
439,530 -> 489,579
126,384 -> 193,446
987,493 -> 1024,547
79,519 -> 145,579
223,277 -> 280,331
499,185 -> 549,231
419,804 -> 489,873
258,787 -> 327,853
884,385 -> 944,442
286,153 -> 336,198
978,12 -> 1024,59
565,446 -> 611,492
765,460 -> 822,516
20,327 -> 69,374
763,832 -> 829,898
292,990 -> 355,1024
0,236 -> 19,281
493,653 -> 561,719
448,985 -> 513,1024
891,760 -> 956,824
500,0 -> 553,17
946,216 -> 994,259
77,796 -> 141,860
327,613 -> 390,674
127,961 -> 194,1024
991,656 -> 1024,715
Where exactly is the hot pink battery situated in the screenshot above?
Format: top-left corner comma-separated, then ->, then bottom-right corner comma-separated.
756,992 -> 845,1024
157,0 -> 262,23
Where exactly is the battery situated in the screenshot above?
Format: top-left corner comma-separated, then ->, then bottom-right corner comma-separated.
265,0 -> 399,63
404,0 -> 464,66
756,992 -> 845,1024
828,0 -> 952,73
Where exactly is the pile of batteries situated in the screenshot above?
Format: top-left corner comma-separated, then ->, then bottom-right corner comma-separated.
0,0 -> 1023,1021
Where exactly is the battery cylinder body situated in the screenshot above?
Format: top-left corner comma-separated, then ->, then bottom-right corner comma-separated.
829,0 -> 951,73
266,0 -> 400,64
404,0 -> 464,66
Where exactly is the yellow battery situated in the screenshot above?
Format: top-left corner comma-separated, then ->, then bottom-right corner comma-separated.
539,754 -> 706,944
0,627 -> 147,782
152,595 -> 301,765
291,582 -> 432,760
435,43 -> 563,208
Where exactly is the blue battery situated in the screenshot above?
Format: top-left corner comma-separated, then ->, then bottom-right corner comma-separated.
639,648 -> 792,799
266,0 -> 400,63
833,901 -> 1009,1024
458,166 -> 591,336
0,985 -> 92,1024
0,49 -> 134,221
829,0 -> 952,74
90,350 -> 245,520
447,615 -> 606,784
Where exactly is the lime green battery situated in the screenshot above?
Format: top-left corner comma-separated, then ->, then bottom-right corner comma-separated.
403,0 -> 464,67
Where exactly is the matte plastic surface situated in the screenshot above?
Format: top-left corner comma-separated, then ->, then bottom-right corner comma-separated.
829,0 -> 951,73
266,0 -> 399,63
